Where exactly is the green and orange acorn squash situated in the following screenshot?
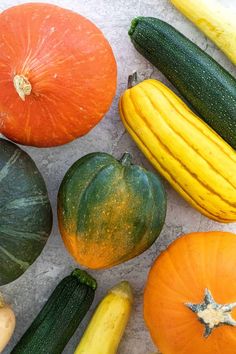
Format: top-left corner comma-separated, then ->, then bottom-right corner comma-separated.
58,152 -> 166,269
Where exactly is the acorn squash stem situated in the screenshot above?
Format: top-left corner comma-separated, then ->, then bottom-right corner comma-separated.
120,152 -> 132,166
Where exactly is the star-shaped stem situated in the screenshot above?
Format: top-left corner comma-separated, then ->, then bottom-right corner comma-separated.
185,288 -> 236,338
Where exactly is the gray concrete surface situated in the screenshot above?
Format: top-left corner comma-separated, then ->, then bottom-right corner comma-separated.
1,0 -> 236,353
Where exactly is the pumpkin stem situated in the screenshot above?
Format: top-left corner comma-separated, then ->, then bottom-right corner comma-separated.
186,288 -> 236,338
128,72 -> 138,89
120,152 -> 132,166
13,75 -> 32,101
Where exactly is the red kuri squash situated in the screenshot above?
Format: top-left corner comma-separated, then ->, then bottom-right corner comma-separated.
0,3 -> 117,147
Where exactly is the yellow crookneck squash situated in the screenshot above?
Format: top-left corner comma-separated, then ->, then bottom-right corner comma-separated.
119,77 -> 236,222
171,0 -> 236,66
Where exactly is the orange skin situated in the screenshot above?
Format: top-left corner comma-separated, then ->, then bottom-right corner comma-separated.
144,231 -> 236,354
0,3 -> 117,147
59,226 -> 127,269
58,200 -> 150,270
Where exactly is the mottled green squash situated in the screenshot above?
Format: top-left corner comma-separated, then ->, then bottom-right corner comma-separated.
58,152 -> 166,269
0,139 -> 52,285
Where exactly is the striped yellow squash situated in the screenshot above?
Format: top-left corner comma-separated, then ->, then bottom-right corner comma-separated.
171,0 -> 236,65
119,79 -> 236,222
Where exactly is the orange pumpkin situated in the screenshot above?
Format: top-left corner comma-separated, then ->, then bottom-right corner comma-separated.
144,231 -> 236,354
0,3 -> 117,147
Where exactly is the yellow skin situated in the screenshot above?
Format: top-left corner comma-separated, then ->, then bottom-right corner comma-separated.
119,79 -> 236,222
74,281 -> 133,354
0,294 -> 15,352
171,0 -> 236,65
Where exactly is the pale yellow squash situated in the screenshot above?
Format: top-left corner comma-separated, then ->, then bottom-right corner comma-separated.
119,79 -> 236,222
74,281 -> 133,354
171,0 -> 236,65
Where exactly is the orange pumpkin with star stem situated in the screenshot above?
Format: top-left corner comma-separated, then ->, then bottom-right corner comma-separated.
0,3 -> 117,147
144,231 -> 236,354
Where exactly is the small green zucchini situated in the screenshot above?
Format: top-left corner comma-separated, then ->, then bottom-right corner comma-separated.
11,269 -> 97,354
129,17 -> 236,149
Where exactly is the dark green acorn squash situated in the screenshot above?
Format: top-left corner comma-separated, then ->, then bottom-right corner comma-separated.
0,139 -> 52,285
58,152 -> 166,269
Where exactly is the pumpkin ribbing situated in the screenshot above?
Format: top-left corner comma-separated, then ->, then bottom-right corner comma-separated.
144,231 -> 236,354
0,3 -> 117,147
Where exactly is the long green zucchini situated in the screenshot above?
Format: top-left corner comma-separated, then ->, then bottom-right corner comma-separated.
11,269 -> 97,354
129,17 -> 236,149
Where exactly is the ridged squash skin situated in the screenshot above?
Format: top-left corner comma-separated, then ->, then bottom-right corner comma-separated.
171,0 -> 236,65
119,79 -> 236,222
0,3 -> 117,147
129,17 -> 236,149
144,232 -> 236,354
58,152 -> 166,269
0,139 -> 52,285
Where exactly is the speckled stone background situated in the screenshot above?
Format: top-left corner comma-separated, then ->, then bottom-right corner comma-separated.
1,0 -> 236,353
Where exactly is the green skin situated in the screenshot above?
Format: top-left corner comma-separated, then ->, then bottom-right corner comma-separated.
129,17 -> 236,149
58,152 -> 167,268
0,139 -> 52,285
11,269 -> 96,354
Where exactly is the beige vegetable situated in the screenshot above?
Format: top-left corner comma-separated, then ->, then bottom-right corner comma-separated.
0,293 -> 15,353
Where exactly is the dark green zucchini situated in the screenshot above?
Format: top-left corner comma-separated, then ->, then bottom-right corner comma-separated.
11,269 -> 97,354
129,17 -> 236,149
